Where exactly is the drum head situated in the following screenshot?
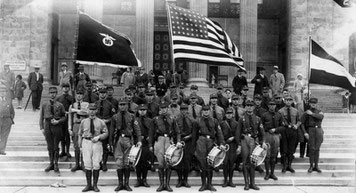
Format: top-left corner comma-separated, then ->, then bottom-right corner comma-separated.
165,145 -> 184,166
207,147 -> 226,168
129,146 -> 142,167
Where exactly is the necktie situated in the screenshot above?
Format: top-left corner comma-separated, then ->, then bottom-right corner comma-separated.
76,101 -> 81,119
192,105 -> 197,119
183,116 -> 188,133
204,117 -> 211,133
88,92 -> 92,103
90,118 -> 95,135
287,107 -> 292,124
163,116 -> 170,134
121,112 -> 126,129
271,113 -> 275,129
249,115 -> 254,129
141,116 -> 147,136
234,107 -> 239,122
128,102 -> 132,113
50,100 -> 55,117
100,100 -> 104,117
212,106 -> 217,119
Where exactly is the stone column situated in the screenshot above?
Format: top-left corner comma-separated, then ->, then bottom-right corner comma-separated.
135,0 -> 154,72
187,0 -> 209,87
239,0 -> 258,79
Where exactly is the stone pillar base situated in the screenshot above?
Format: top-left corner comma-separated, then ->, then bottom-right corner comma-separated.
187,78 -> 209,88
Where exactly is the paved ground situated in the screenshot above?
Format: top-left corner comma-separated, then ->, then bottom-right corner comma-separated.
0,186 -> 355,193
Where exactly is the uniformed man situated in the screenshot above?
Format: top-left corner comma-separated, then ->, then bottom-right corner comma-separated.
216,84 -> 229,110
39,87 -> 66,173
167,94 -> 180,118
220,107 -> 239,188
78,103 -> 109,192
68,89 -> 89,172
162,84 -> 183,105
195,105 -> 225,192
175,104 -> 195,188
209,93 -> 225,122
83,82 -> 99,103
111,98 -> 142,191
95,87 -> 116,171
241,85 -> 249,108
0,84 -> 14,155
261,100 -> 285,181
278,95 -> 301,173
253,94 -> 267,118
238,99 -> 266,190
145,90 -> 160,119
261,87 -> 271,110
156,75 -> 168,100
133,83 -> 147,105
300,97 -> 324,173
273,94 -> 284,111
125,88 -> 138,114
135,104 -> 153,188
106,86 -> 119,112
150,102 -> 182,192
184,85 -> 205,106
56,83 -> 74,159
188,93 -> 202,120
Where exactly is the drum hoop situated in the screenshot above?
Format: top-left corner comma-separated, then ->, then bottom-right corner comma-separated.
129,146 -> 142,167
165,144 -> 184,167
207,146 -> 226,168
171,148 -> 184,167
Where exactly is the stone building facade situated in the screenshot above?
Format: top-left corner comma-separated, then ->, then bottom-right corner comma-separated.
0,0 -> 355,87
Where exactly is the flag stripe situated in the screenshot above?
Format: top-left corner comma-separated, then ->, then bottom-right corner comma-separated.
174,48 -> 239,58
310,69 -> 355,89
174,54 -> 240,66
173,39 -> 230,53
312,40 -> 344,67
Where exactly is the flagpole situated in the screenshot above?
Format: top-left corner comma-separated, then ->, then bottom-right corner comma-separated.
73,2 -> 81,74
308,35 -> 311,99
166,2 -> 176,74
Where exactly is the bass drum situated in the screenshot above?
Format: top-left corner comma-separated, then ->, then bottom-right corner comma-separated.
250,144 -> 269,166
164,142 -> 185,167
207,144 -> 229,168
128,144 -> 142,167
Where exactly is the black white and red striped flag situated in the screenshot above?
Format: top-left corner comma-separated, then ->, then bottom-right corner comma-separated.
167,4 -> 244,70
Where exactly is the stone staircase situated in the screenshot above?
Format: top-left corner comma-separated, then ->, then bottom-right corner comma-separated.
0,107 -> 355,187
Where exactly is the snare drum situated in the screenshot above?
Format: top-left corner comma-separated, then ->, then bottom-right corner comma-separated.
250,144 -> 269,166
164,142 -> 185,166
128,144 -> 142,167
207,144 -> 229,168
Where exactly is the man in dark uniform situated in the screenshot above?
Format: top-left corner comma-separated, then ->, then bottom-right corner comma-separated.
238,99 -> 266,190
83,82 -> 99,103
0,84 -> 15,155
230,94 -> 244,172
111,98 -> 142,192
135,104 -> 153,188
39,87 -> 66,173
78,103 -> 109,192
68,89 -> 89,172
209,93 -> 225,122
133,83 -> 147,105
184,85 -> 205,106
261,87 -> 271,110
300,97 -> 324,173
232,68 -> 248,95
253,94 -> 267,118
175,104 -> 195,188
216,84 -> 229,110
241,86 -> 249,108
95,87 -> 116,172
150,102 -> 182,192
56,83 -> 74,159
167,94 -> 180,118
125,88 -> 138,114
195,105 -> 225,192
145,91 -> 160,118
188,93 -> 202,120
278,95 -> 301,173
220,107 -> 239,188
261,100 -> 285,181
156,75 -> 168,101
106,86 -> 118,111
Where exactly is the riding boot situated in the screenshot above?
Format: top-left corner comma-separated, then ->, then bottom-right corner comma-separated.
134,166 -> 142,187
93,170 -> 100,192
59,142 -> 66,157
157,168 -> 165,192
228,165 -> 236,187
281,155 -> 287,173
255,165 -> 264,173
222,165 -> 228,187
124,168 -> 132,191
300,142 -> 306,158
71,150 -> 82,172
199,170 -> 207,191
65,137 -> 71,159
114,169 -> 124,191
242,167 -> 249,190
81,153 -> 85,172
176,169 -> 183,188
101,152 -> 108,172
269,159 -> 278,180
207,170 -> 216,191
82,170 -> 93,192
313,151 -> 322,173
249,166 -> 259,190
141,165 -> 150,187
53,151 -> 60,173
264,159 -> 270,180
287,155 -> 295,173
183,169 -> 191,187
44,151 -> 54,172
308,152 -> 314,173
165,168 -> 173,192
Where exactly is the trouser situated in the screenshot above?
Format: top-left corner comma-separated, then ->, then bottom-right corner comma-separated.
195,136 -> 214,170
154,136 -> 172,169
71,123 -> 81,152
31,89 -> 42,109
61,120 -> 70,153
114,136 -> 133,169
82,139 -> 103,170
308,127 -> 324,165
136,140 -> 151,179
281,127 -> 298,158
44,121 -> 63,153
0,117 -> 12,153
264,132 -> 280,159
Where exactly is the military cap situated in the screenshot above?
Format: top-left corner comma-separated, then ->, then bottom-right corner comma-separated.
190,85 -> 198,90
232,94 -> 240,100
61,62 -> 68,67
263,87 -> 269,91
273,94 -> 282,99
125,88 -> 132,95
78,65 -> 84,70
268,100 -> 276,105
88,103 -> 97,110
170,84 -> 177,88
145,90 -> 154,96
309,97 -> 318,104
138,83 -> 145,88
118,97 -> 128,104
190,93 -> 198,99
242,85 -> 249,91
98,87 -> 107,93
128,85 -> 136,90
202,105 -> 210,111
85,82 -> 92,87
159,102 -> 169,108
49,86 -> 57,93
106,85 -> 114,90
179,83 -> 185,89
76,89 -> 85,94
254,94 -> 262,100
138,104 -> 148,110
158,75 -> 164,79
285,95 -> 293,100
180,103 -> 188,110
226,107 -> 233,114
171,93 -> 178,100
225,88 -> 231,93
61,83 -> 70,87
210,93 -> 218,99
216,84 -> 223,89
245,99 -> 255,106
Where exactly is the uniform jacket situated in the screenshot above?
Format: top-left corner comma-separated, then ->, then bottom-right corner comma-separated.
253,106 -> 267,118
188,104 -> 202,120
209,105 -> 225,122
127,101 -> 138,114
151,114 -> 181,146
220,119 -> 239,145
74,72 -> 90,91
217,93 -> 229,110
230,105 -> 245,122
196,116 -> 225,145
39,100 -> 66,130
300,108 -> 324,134
261,111 -> 285,133
78,117 -> 108,140
59,70 -> 73,88
83,91 -> 99,103
56,93 -> 74,111
110,111 -> 141,145
68,100 -> 89,126
95,99 -> 116,121
137,116 -> 153,143
146,101 -> 159,118
106,96 -> 119,111
28,72 -> 43,91
175,113 -> 196,142
237,113 -> 264,145
167,104 -> 180,118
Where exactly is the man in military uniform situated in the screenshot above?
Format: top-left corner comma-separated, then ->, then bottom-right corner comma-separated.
68,89 -> 89,172
238,99 -> 266,190
106,86 -> 118,111
220,108 -> 239,188
125,88 -> 138,114
195,105 -> 225,192
209,93 -> 225,122
133,83 -> 147,105
261,87 -> 271,110
39,87 -> 66,173
253,94 -> 267,118
278,95 -> 301,173
188,93 -> 202,120
216,84 -> 229,110
95,87 -> 116,171
175,104 -> 195,188
150,102 -> 182,192
145,90 -> 159,118
241,86 -> 249,108
261,100 -> 285,181
83,82 -> 99,103
135,104 -> 153,188
78,103 -> 109,192
300,97 -> 324,173
184,85 -> 205,106
0,84 -> 14,155
167,94 -> 180,118
56,83 -> 74,159
156,75 -> 168,100
111,98 -> 142,192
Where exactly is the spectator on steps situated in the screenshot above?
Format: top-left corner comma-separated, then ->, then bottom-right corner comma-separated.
14,75 -> 27,109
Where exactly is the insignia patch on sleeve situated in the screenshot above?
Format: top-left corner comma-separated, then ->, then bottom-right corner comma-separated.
134,120 -> 139,125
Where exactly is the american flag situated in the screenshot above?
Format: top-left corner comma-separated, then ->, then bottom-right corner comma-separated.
167,4 -> 244,70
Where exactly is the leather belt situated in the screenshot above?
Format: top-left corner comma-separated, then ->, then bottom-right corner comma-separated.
200,134 -> 214,140
158,134 -> 169,137
121,134 -> 131,138
84,137 -> 93,140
